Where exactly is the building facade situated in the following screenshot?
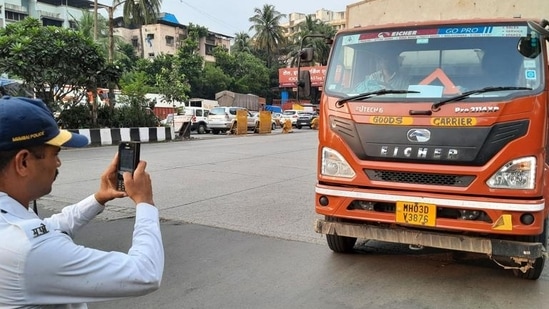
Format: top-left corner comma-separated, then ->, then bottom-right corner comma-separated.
115,12 -> 232,61
0,0 -> 91,28
0,1 -> 232,62
346,0 -> 549,28
281,8 -> 346,38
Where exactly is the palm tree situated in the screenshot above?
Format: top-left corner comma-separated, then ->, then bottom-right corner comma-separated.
289,18 -> 336,67
292,15 -> 319,43
76,10 -> 109,56
232,32 -> 252,53
119,0 -> 162,58
248,4 -> 287,68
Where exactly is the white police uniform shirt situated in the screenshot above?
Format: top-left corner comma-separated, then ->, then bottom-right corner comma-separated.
0,192 -> 164,308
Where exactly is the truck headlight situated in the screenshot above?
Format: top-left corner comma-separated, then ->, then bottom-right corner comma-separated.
486,157 -> 536,189
321,147 -> 356,178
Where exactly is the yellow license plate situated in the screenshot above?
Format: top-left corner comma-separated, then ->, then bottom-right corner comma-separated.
396,201 -> 437,227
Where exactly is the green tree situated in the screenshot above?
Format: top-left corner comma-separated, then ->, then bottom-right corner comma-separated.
290,17 -> 336,66
155,54 -> 190,107
119,0 -> 162,58
75,9 -> 109,57
119,70 -> 153,98
115,70 -> 159,127
248,4 -> 287,68
212,47 -> 270,97
176,24 -> 207,98
232,32 -> 252,53
0,18 -> 105,110
117,41 -> 140,73
200,64 -> 232,97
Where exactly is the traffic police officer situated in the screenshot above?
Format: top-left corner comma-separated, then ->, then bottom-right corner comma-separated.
0,96 -> 164,308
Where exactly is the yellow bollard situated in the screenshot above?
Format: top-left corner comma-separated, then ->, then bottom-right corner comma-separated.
282,119 -> 293,133
310,117 -> 319,130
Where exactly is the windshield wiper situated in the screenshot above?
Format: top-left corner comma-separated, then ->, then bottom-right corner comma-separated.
431,86 -> 532,111
336,89 -> 419,108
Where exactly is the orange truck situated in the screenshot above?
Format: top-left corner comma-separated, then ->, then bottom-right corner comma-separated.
309,18 -> 549,279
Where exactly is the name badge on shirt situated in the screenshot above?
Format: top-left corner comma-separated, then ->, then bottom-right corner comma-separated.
32,223 -> 49,238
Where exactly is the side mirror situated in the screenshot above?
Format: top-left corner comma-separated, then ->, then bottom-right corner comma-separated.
527,19 -> 549,37
299,47 -> 314,62
298,70 -> 311,98
517,33 -> 541,58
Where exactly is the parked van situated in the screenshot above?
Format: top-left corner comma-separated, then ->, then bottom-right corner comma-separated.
161,107 -> 210,134
184,107 -> 210,134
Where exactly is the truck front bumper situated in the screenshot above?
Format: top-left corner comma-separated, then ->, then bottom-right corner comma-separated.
315,218 -> 545,259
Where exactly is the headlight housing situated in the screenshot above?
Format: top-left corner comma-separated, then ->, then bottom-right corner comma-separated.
486,157 -> 536,189
321,147 -> 355,178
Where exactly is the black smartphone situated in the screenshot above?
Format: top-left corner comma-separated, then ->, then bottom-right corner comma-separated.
117,141 -> 141,191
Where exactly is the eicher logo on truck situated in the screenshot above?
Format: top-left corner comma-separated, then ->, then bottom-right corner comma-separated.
407,129 -> 431,142
380,146 -> 459,160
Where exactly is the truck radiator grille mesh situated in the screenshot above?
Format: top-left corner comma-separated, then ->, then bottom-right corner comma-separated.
364,169 -> 475,187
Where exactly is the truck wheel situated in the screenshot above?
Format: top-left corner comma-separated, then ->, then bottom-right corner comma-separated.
512,218 -> 547,280
271,123 -> 276,130
212,129 -> 220,135
296,125 -> 302,129
197,124 -> 207,134
325,216 -> 357,253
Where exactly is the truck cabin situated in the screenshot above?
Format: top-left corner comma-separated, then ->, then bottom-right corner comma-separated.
324,20 -> 546,102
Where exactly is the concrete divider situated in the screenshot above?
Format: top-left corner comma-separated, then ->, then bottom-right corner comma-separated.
68,127 -> 176,146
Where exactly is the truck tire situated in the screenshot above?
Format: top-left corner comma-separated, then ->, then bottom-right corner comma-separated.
512,218 -> 547,280
325,216 -> 357,253
212,129 -> 220,135
296,125 -> 302,129
271,123 -> 276,130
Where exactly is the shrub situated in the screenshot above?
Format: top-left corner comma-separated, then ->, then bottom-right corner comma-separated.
57,104 -> 92,129
57,101 -> 159,129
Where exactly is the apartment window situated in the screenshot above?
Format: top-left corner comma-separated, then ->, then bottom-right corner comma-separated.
42,18 -> 63,27
5,11 -> 27,22
165,36 -> 175,46
131,38 -> 139,48
145,34 -> 154,48
205,44 -> 215,56
148,53 -> 155,57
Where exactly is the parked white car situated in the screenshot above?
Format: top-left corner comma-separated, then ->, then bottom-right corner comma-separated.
280,110 -> 304,127
208,106 -> 256,134
252,111 -> 278,131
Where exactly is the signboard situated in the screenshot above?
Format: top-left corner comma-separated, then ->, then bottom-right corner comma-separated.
278,66 -> 326,88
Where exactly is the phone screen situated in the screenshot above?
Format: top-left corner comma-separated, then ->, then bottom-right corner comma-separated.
119,149 -> 135,172
117,142 -> 140,191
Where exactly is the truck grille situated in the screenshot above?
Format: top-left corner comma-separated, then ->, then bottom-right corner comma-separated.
364,169 -> 475,187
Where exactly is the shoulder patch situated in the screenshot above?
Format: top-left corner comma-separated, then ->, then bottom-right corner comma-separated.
31,223 -> 49,238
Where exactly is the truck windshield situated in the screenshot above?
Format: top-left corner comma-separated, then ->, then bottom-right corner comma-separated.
324,22 -> 544,102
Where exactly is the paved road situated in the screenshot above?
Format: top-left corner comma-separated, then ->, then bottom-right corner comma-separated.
37,129 -> 549,309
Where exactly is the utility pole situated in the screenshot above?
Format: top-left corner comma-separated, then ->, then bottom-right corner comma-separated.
93,0 -> 98,40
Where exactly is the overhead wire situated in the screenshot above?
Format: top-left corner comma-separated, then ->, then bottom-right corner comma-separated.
177,0 -> 243,34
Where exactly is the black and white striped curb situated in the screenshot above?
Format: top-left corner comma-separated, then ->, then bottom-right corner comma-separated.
68,127 -> 175,146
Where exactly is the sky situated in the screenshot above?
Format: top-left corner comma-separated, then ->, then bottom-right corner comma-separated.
159,0 -> 352,36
